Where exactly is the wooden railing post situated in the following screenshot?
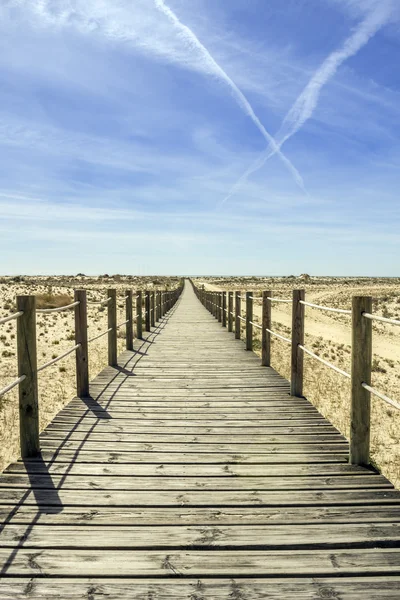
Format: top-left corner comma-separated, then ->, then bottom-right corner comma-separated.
217,293 -> 222,323
160,291 -> 164,318
228,292 -> 233,332
151,292 -> 155,327
145,291 -> 151,331
136,291 -> 143,339
125,289 -> 133,351
291,289 -> 305,397
246,291 -> 253,351
261,290 -> 271,367
157,291 -> 161,321
108,289 -> 117,367
222,292 -> 227,327
350,296 -> 372,466
17,295 -> 39,458
235,291 -> 241,340
74,289 -> 89,397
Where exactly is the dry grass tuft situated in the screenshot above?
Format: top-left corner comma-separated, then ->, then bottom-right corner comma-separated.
36,292 -> 73,309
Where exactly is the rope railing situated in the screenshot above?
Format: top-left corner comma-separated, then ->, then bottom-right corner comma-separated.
193,282 -> 400,468
37,301 -> 80,314
88,328 -> 112,344
362,312 -> 400,326
37,344 -> 81,373
267,297 -> 291,303
266,328 -> 291,344
361,383 -> 400,411
0,311 -> 23,325
0,375 -> 26,398
116,319 -> 129,329
300,300 -> 351,315
299,344 -> 350,379
88,297 -> 112,306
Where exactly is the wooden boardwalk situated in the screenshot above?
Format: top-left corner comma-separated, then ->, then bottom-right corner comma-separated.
0,281 -> 399,598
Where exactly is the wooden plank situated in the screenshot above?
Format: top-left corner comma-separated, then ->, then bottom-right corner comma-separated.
0,577 -> 399,600
38,440 -> 350,452
1,505 -> 399,526
4,462 -> 374,477
1,523 -> 399,549
0,488 -> 397,506
0,474 -> 390,491
0,548 -> 399,576
34,449 -> 350,464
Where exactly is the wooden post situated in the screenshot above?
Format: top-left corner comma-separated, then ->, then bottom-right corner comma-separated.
261,290 -> 271,367
125,289 -> 133,351
235,291 -> 241,340
246,291 -> 253,351
74,289 -> 89,397
17,295 -> 39,458
228,292 -> 233,332
108,289 -> 117,367
157,291 -> 161,321
136,291 -> 143,339
291,289 -> 305,397
151,292 -> 155,327
222,292 -> 227,327
350,296 -> 372,466
145,291 -> 151,331
217,293 -> 221,323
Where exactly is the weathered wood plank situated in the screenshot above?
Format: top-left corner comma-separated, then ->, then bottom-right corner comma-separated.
1,505 -> 399,526
0,474 -> 390,490
0,488 -> 397,506
34,449 -> 350,464
5,462 -> 372,477
0,548 -> 399,576
0,577 -> 399,600
1,523 -> 399,549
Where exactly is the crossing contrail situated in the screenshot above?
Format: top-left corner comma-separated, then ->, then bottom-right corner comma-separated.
154,0 -> 306,193
221,1 -> 393,205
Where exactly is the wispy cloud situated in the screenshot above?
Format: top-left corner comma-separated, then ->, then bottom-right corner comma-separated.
221,0 -> 394,205
154,0 -> 306,193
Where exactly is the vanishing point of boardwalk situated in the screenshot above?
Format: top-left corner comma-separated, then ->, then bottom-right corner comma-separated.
0,282 -> 399,598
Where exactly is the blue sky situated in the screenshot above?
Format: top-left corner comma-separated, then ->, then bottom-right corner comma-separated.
1,0 -> 400,275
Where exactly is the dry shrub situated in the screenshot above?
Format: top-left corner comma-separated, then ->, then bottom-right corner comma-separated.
36,293 -> 73,309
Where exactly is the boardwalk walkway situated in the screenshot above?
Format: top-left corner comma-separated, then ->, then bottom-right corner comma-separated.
0,281 -> 399,598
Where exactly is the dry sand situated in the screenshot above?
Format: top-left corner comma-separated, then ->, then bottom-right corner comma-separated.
195,276 -> 400,489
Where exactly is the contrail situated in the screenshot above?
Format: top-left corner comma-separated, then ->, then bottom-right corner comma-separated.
154,0 -> 306,193
221,1 -> 393,205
